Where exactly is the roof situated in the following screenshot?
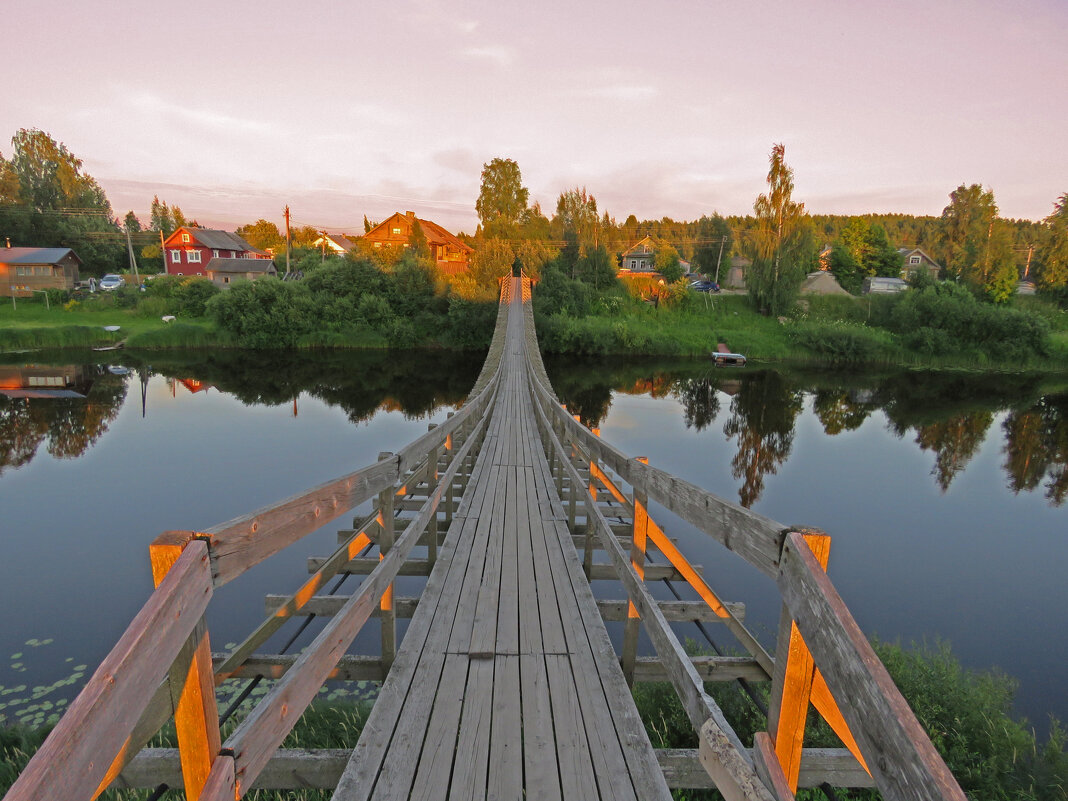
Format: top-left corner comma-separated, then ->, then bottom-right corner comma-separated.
622,236 -> 657,257
203,257 -> 277,274
0,247 -> 81,265
801,271 -> 850,296
326,234 -> 357,250
165,227 -> 260,253
363,212 -> 473,253
897,246 -> 941,267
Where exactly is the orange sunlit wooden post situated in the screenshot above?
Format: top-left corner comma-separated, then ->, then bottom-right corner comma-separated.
582,422 -> 599,577
378,452 -> 397,671
621,456 -> 649,685
444,413 -> 455,526
141,530 -> 221,801
768,529 -> 869,792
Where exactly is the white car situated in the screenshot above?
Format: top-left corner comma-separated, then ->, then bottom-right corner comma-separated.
99,274 -> 125,291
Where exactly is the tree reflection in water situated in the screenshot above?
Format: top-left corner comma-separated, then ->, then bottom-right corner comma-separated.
543,356 -> 1068,509
722,371 -> 803,507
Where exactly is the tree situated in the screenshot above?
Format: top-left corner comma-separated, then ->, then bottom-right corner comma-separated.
938,183 -> 1017,302
475,158 -> 529,239
408,219 -> 431,261
574,245 -> 617,289
830,219 -> 903,293
470,239 -> 515,287
553,187 -> 601,250
1039,193 -> 1068,292
654,243 -> 683,283
236,219 -> 283,250
746,143 -> 812,315
123,211 -> 141,233
692,214 -> 732,281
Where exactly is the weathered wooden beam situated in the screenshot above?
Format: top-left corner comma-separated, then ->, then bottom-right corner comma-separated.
263,594 -> 743,623
777,532 -> 965,801
116,747 -> 873,791
6,542 -> 213,801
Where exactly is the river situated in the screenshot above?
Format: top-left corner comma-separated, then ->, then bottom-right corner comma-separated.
1,351 -> 1064,735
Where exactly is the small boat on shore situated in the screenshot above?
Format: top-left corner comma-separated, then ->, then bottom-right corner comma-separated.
712,342 -> 746,367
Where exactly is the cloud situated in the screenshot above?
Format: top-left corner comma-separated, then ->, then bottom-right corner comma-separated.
458,45 -> 516,67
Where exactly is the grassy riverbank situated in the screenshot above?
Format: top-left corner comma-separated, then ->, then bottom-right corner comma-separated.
3,273 -> 1067,373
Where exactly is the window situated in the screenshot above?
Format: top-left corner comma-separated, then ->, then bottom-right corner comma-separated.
392,227 -> 402,234
213,250 -> 219,258
181,233 -> 190,243
187,250 -> 202,263
909,255 -> 921,265
170,249 -> 182,263
630,259 -> 637,269
374,242 -> 382,249
223,276 -> 230,284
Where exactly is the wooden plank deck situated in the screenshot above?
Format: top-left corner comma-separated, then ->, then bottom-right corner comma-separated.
332,284 -> 672,800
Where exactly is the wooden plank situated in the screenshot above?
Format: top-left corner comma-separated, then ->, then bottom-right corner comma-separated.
753,732 -> 795,801
544,654 -> 599,799
447,658 -> 494,799
204,456 -> 398,587
6,542 -> 212,801
264,594 -> 745,623
776,532 -> 966,801
406,654 -> 469,801
495,466 -> 521,656
486,646 -> 522,796
465,470 -> 506,658
197,756 -> 236,801
520,655 -> 561,801
117,747 -> 875,791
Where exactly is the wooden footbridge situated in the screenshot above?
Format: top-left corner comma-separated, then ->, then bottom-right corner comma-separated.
6,278 -> 965,801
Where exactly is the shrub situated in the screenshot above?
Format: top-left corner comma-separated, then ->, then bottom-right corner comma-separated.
356,293 -> 394,331
789,321 -> 889,363
176,277 -> 220,317
206,279 -> 315,347
446,297 -> 497,349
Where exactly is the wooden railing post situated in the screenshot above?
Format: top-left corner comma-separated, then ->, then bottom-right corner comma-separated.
444,413 -> 455,526
621,457 -> 649,686
378,452 -> 396,671
768,530 -> 844,793
427,424 -> 439,565
146,531 -> 221,801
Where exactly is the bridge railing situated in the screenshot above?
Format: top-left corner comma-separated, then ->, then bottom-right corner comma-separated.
518,276 -> 964,801
5,283 -> 516,801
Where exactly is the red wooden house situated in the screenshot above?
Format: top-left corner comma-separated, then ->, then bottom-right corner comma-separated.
163,228 -> 274,285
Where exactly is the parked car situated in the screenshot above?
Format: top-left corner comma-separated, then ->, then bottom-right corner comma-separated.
99,274 -> 125,291
689,280 -> 720,293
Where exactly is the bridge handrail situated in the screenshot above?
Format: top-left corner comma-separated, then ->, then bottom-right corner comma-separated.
5,541 -> 214,801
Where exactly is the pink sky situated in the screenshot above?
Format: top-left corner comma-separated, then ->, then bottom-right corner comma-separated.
3,0 -> 1066,235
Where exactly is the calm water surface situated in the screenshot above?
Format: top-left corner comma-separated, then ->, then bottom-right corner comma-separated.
1,351 -> 1065,733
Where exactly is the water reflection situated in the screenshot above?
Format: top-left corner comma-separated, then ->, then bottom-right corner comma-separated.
544,356 -> 1068,509
0,365 -> 127,474
0,350 -> 482,474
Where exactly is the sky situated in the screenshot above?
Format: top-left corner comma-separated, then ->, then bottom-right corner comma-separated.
3,0 -> 1067,235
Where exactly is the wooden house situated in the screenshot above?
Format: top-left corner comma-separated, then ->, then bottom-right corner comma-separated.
163,227 -> 272,277
361,212 -> 472,275
897,247 -> 941,281
312,233 -> 357,255
0,246 -> 81,298
203,257 -> 277,287
619,236 -> 656,272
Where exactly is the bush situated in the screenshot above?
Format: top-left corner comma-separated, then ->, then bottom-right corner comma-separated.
176,277 -> 220,317
356,293 -> 394,331
789,321 -> 889,363
206,279 -> 315,347
446,297 -> 497,349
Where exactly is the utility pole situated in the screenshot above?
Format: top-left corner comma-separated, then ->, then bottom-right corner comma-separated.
159,230 -> 167,274
284,205 -> 291,275
714,235 -> 727,285
1024,244 -> 1034,279
321,230 -> 327,264
126,226 -> 139,280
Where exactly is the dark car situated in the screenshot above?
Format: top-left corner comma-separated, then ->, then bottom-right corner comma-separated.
688,280 -> 720,293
